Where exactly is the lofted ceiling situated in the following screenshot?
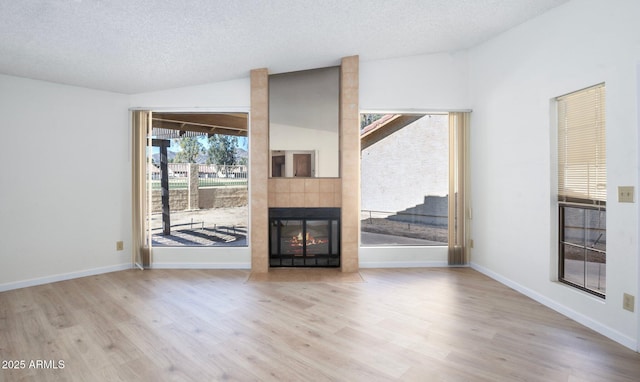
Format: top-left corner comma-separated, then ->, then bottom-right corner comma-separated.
0,0 -> 569,94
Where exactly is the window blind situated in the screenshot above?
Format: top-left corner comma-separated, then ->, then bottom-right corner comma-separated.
557,84 -> 606,205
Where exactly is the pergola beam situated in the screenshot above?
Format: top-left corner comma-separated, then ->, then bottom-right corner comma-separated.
152,113 -> 248,137
152,119 -> 246,137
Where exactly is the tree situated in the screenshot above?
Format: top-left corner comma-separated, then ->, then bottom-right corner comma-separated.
207,134 -> 238,166
173,137 -> 203,163
360,113 -> 385,130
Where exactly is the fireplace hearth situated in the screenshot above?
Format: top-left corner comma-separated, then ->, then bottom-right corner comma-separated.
269,208 -> 340,267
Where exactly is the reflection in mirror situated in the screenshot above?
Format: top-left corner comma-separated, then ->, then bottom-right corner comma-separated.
269,66 -> 339,177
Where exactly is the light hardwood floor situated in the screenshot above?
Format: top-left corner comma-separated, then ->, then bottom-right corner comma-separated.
1,268 -> 639,381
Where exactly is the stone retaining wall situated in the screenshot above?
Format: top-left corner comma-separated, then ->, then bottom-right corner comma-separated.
152,163 -> 247,213
388,195 -> 448,227
199,187 -> 248,209
152,189 -> 190,212
152,187 -> 247,213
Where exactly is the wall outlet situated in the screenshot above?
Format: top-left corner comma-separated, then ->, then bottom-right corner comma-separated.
116,241 -> 124,251
469,239 -> 474,248
618,186 -> 634,203
623,293 -> 635,312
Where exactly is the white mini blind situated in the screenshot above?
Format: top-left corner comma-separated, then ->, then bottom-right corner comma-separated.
557,83 -> 606,204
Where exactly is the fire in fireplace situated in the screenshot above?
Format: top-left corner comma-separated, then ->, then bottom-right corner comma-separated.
269,208 -> 340,267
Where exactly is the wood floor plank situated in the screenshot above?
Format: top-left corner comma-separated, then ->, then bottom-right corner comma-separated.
1,267 -> 639,381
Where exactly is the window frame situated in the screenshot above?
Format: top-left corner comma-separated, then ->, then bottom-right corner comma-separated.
556,83 -> 606,298
558,202 -> 606,298
359,112 -> 450,248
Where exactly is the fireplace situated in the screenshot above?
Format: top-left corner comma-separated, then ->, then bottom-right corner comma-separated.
269,208 -> 340,267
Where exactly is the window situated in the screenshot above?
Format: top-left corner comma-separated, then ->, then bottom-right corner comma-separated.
132,111 -> 249,268
148,112 -> 249,248
557,84 -> 606,297
360,113 -> 449,246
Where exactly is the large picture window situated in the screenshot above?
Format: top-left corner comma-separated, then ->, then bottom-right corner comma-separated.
557,84 -> 606,297
360,113 -> 449,246
150,113 -> 248,247
135,112 -> 249,253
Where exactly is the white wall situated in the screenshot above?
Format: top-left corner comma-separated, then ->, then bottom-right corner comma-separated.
360,51 -> 469,111
468,0 -> 639,350
130,79 -> 252,268
129,78 -> 250,110
0,74 -> 131,290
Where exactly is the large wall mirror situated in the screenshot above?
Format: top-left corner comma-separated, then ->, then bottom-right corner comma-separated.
269,66 -> 340,178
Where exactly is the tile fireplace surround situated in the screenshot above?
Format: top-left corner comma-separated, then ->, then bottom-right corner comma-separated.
250,56 -> 360,273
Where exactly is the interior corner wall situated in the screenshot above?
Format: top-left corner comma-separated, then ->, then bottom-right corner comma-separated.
467,0 -> 639,350
0,74 -> 131,290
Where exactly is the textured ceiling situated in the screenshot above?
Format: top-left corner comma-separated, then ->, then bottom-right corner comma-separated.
0,0 -> 569,94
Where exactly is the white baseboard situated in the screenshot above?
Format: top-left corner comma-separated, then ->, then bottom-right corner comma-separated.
0,263 -> 131,292
359,260 -> 450,268
154,261 -> 448,269
154,261 -> 446,270
470,262 -> 637,351
151,262 -> 251,270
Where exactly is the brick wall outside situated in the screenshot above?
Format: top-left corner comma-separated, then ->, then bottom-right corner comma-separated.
361,114 -> 449,214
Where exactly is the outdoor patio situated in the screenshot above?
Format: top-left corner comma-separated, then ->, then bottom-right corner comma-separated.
150,207 -> 247,247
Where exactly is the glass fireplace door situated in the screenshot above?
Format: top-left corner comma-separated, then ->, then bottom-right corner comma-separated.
269,208 -> 340,268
